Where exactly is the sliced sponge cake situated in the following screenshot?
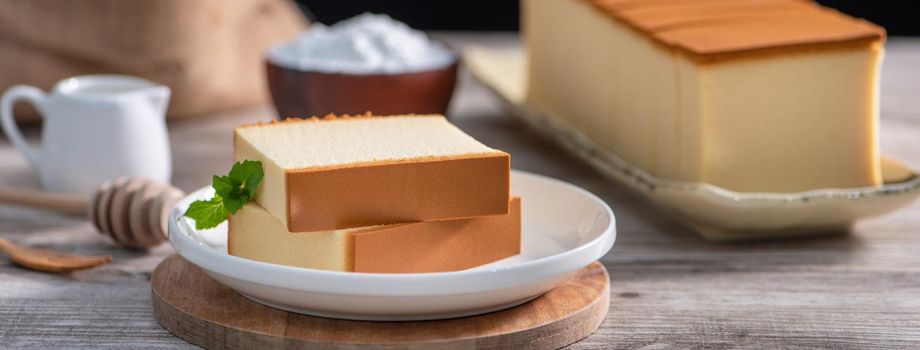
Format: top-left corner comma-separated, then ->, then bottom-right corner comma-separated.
235,114 -> 511,232
524,0 -> 884,192
228,198 -> 522,273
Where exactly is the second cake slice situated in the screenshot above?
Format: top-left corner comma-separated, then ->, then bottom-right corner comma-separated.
234,114 -> 511,232
229,197 -> 522,273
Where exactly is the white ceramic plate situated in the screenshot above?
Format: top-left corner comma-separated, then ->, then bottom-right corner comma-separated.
464,46 -> 920,241
168,170 -> 616,321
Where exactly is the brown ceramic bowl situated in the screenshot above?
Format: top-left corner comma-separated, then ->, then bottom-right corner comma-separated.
265,56 -> 458,119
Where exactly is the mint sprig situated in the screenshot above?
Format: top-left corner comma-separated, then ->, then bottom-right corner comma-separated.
184,196 -> 228,229
185,160 -> 264,229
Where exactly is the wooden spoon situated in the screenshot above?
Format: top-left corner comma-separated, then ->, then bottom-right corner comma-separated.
0,237 -> 112,273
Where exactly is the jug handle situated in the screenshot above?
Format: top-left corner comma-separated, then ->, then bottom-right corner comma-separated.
1,85 -> 46,171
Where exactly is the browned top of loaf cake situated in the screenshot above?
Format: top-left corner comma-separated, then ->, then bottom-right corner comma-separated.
235,112 -> 375,129
583,0 -> 885,60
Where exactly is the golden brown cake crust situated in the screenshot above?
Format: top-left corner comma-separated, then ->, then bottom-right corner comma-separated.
284,152 -> 510,232
580,0 -> 886,62
234,112 -> 439,129
350,197 -> 522,273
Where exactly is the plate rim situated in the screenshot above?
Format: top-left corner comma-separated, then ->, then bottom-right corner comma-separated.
168,169 -> 617,297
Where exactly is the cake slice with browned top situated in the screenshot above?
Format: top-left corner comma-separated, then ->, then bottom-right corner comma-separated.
234,114 -> 510,232
524,0 -> 885,192
229,197 -> 522,273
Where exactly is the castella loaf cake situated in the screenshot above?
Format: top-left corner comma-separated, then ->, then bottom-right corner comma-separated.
234,114 -> 511,232
228,197 -> 521,273
524,0 -> 885,192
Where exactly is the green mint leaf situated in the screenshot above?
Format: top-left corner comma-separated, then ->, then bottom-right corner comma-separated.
228,160 -> 264,201
242,161 -> 263,200
212,174 -> 235,199
222,193 -> 245,214
184,196 -> 229,230
183,160 -> 264,228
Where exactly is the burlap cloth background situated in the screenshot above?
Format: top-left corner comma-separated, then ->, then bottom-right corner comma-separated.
0,0 -> 307,121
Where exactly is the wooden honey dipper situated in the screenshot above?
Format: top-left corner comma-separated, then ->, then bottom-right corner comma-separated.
0,177 -> 185,249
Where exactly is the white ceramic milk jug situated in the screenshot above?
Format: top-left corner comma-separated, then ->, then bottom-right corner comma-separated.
1,75 -> 172,196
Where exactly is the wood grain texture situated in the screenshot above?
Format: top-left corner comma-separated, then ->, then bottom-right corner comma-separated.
0,238 -> 111,273
151,255 -> 609,349
1,34 -> 919,349
0,186 -> 88,215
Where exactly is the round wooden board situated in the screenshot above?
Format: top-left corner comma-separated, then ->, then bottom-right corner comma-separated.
151,254 -> 610,349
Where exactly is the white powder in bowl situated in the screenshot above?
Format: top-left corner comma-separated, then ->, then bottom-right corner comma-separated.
267,13 -> 456,75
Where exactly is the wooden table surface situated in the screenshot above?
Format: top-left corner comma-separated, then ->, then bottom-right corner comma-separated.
1,34 -> 919,349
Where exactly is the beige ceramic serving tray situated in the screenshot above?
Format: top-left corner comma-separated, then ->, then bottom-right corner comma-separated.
464,47 -> 920,241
